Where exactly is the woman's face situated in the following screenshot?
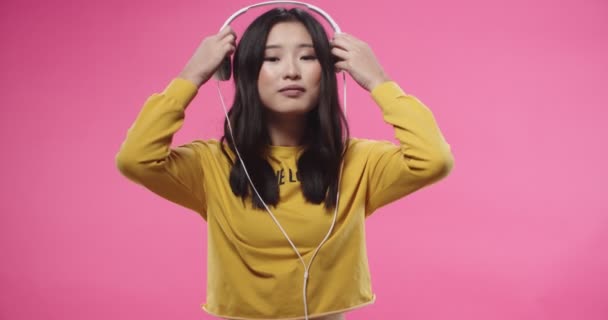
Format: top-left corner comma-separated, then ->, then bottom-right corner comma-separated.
257,21 -> 322,117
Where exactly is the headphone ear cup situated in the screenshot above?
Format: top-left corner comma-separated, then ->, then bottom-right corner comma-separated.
214,56 -> 232,81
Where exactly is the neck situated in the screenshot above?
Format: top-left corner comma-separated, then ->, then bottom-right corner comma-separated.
266,112 -> 307,146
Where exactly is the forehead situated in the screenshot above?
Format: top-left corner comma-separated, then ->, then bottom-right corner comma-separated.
265,22 -> 313,46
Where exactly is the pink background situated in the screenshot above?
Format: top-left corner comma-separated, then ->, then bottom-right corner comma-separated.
1,0 -> 607,319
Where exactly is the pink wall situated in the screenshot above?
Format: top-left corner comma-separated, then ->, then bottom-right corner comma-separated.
1,0 -> 606,319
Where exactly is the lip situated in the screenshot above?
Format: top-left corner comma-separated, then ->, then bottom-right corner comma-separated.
279,85 -> 306,92
280,90 -> 304,97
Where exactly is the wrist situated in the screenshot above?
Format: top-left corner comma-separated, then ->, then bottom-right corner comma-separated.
178,70 -> 206,88
367,73 -> 391,92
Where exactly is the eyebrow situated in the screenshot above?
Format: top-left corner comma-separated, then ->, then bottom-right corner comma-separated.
265,44 -> 314,49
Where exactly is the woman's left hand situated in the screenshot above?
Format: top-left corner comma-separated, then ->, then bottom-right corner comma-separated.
331,33 -> 391,92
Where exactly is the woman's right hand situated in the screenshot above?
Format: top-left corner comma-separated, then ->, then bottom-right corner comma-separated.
178,26 -> 237,88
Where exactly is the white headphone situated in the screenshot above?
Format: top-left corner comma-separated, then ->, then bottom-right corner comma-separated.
214,0 -> 341,81
213,2 -> 348,319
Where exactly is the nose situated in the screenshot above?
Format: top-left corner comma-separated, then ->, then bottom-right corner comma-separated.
282,57 -> 301,80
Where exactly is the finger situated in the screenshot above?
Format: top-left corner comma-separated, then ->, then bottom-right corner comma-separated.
331,35 -> 350,51
218,25 -> 233,37
331,47 -> 348,60
221,32 -> 237,44
340,32 -> 357,41
224,43 -> 236,55
335,60 -> 349,72
339,32 -> 366,48
340,32 -> 362,43
222,33 -> 237,45
332,32 -> 351,41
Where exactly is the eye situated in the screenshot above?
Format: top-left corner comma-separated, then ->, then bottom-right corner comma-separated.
264,57 -> 279,62
301,55 -> 317,61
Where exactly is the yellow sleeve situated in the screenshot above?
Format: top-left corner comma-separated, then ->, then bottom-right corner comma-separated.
115,78 -> 208,220
364,81 -> 454,217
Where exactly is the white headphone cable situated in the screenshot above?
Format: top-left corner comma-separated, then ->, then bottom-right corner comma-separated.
214,71 -> 347,320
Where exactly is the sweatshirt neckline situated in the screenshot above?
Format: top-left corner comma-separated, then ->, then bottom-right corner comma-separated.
267,144 -> 306,157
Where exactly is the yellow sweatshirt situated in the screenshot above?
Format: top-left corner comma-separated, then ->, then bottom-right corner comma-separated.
116,78 -> 454,319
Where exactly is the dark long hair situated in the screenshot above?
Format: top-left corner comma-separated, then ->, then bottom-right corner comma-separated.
220,7 -> 350,211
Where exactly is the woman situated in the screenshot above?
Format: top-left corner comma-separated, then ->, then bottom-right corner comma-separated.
116,7 -> 454,320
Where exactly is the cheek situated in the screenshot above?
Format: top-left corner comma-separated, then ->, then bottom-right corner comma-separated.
312,64 -> 322,83
309,65 -> 322,93
257,67 -> 273,98
257,67 -> 269,86
306,70 -> 322,107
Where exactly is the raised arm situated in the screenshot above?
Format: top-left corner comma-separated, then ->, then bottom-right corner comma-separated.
364,83 -> 454,215
331,32 -> 454,216
115,78 -> 209,218
115,26 -> 238,220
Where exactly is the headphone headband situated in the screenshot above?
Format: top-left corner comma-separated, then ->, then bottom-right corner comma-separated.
219,1 -> 341,33
214,1 -> 341,80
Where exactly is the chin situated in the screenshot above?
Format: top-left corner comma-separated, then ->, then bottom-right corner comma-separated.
266,103 -> 315,116
271,109 -> 310,117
